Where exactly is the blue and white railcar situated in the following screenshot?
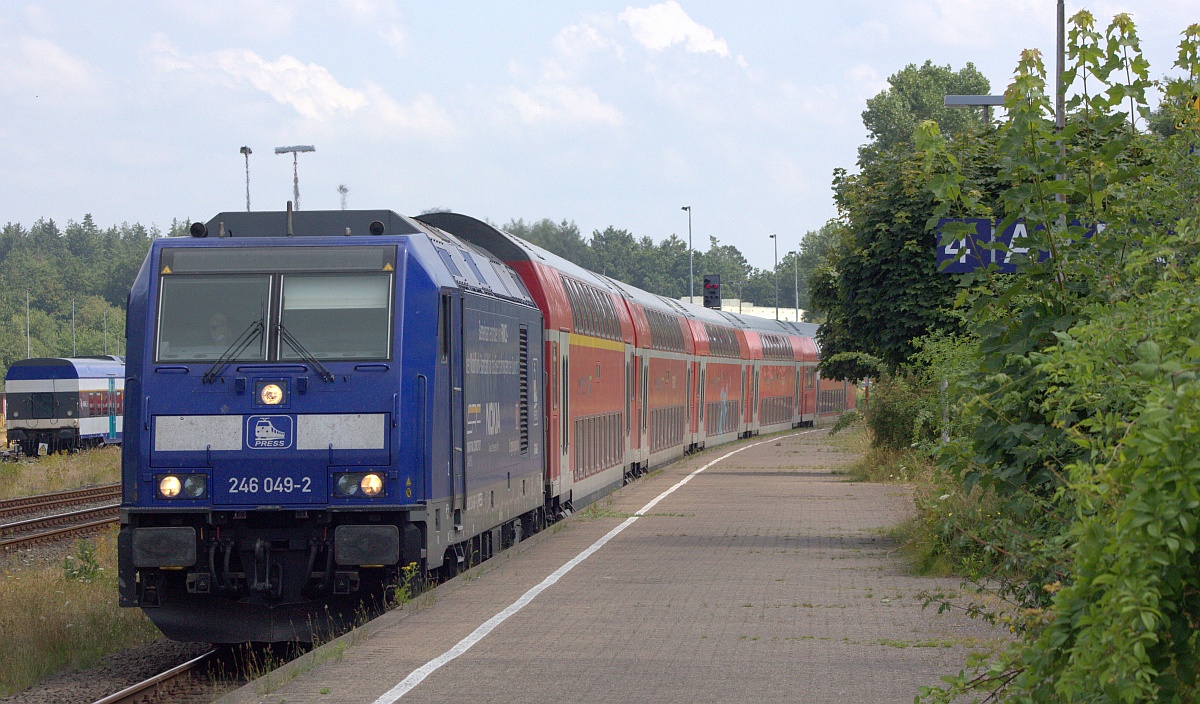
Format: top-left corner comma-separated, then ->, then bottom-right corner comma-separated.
118,210 -> 544,642
4,356 -> 125,456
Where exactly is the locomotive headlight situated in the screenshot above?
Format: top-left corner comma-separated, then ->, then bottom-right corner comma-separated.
260,383 -> 284,405
158,475 -> 182,498
360,473 -> 384,497
335,473 -> 360,497
183,474 -> 207,498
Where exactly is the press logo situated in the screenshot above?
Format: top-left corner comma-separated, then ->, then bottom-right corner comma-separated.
246,415 -> 293,450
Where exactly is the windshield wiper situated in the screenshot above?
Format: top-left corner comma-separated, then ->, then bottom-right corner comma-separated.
202,319 -> 265,384
276,323 -> 334,382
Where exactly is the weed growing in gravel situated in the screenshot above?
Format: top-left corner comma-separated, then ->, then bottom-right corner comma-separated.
61,540 -> 103,582
390,561 -> 424,607
0,528 -> 160,697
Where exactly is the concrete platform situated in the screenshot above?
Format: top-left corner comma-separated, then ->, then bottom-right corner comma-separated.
219,429 -> 1001,704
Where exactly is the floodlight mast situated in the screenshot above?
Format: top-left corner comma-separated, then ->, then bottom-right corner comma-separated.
239,146 -> 252,211
275,145 -> 315,210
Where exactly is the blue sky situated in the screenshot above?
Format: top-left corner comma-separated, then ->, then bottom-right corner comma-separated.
0,1 -> 1194,269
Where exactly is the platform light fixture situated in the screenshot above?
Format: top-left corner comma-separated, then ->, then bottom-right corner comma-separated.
681,206 -> 693,303
240,146 -> 252,211
275,145 -> 315,210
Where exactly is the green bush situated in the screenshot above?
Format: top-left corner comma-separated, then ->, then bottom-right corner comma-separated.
863,375 -> 941,451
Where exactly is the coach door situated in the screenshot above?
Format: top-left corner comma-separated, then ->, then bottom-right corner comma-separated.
624,345 -> 633,466
107,377 -> 118,440
547,340 -> 559,493
446,294 -> 466,528
793,364 -> 802,427
685,363 -> 693,447
561,335 -> 570,484
641,356 -> 649,461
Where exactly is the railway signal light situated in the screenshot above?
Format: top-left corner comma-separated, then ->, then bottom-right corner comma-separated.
703,274 -> 721,309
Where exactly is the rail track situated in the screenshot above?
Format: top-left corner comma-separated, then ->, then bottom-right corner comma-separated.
0,504 -> 120,551
90,650 -> 219,704
0,483 -> 121,520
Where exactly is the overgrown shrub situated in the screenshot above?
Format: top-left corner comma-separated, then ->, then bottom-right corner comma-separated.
914,13 -> 1200,703
863,375 -> 941,451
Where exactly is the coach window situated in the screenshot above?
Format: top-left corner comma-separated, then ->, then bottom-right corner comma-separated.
156,274 -> 271,362
279,274 -> 393,360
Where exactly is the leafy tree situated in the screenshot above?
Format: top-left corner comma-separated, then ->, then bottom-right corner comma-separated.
502,218 -> 591,270
861,59 -> 991,161
813,59 -> 996,380
589,226 -> 640,282
0,216 -> 151,378
813,147 -> 963,380
694,236 -> 750,302
795,220 -> 844,320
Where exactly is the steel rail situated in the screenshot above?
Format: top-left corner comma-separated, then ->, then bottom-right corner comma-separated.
89,650 -> 218,704
1,505 -> 119,537
0,517 -> 119,550
0,484 -> 121,520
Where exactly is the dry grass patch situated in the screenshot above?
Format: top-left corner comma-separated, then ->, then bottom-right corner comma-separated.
0,444 -> 121,500
0,528 -> 161,696
825,423 -> 869,456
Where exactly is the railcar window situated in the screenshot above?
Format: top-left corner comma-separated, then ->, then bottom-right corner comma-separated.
156,275 -> 271,362
279,274 -> 393,360
31,392 -> 55,420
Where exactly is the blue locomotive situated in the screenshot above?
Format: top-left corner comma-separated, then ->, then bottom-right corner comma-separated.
118,210 -> 544,642
5,356 -> 125,456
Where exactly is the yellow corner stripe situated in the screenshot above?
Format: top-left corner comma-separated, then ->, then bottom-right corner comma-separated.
568,333 -> 626,352
384,263 -> 394,271
161,265 -> 172,274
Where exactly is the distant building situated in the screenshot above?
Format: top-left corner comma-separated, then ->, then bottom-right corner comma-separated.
679,297 -> 805,322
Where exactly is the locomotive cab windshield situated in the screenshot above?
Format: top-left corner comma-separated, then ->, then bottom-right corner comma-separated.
155,245 -> 396,363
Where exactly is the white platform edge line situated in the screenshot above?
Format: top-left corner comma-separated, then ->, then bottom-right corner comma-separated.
372,428 -> 819,704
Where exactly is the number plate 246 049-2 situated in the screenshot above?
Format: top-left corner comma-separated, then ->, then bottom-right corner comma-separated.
226,476 -> 312,495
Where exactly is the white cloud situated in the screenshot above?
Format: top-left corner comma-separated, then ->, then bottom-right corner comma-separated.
0,34 -> 104,103
619,1 -> 731,58
364,84 -> 454,137
337,0 -> 408,54
213,50 -> 367,120
506,76 -> 624,127
170,0 -> 296,38
553,17 -> 624,60
147,36 -> 452,135
497,18 -> 626,128
891,0 -> 1051,49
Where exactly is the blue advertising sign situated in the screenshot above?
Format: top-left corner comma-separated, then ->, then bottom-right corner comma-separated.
935,218 -> 991,273
937,219 -> 1098,273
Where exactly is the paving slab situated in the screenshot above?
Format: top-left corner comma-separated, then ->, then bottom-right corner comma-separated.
220,429 -> 1001,704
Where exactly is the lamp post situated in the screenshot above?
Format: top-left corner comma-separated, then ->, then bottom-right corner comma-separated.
793,250 -> 799,322
681,206 -> 693,303
275,145 -> 315,209
240,146 -> 252,211
769,234 -> 778,320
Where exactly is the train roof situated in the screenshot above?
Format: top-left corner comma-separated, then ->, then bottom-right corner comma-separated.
192,210 -> 535,306
5,356 -> 125,381
418,213 -> 812,336
419,212 -> 817,341
415,212 -> 623,296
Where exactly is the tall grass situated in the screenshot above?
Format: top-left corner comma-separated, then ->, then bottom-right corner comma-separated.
832,422 -> 1004,580
0,528 -> 161,696
0,444 -> 121,500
